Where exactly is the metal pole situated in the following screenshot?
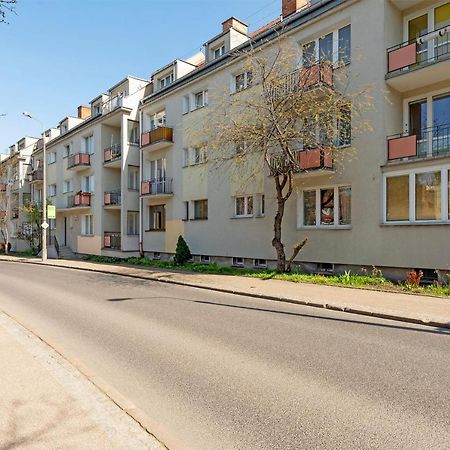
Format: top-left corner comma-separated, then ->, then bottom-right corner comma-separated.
42,131 -> 47,262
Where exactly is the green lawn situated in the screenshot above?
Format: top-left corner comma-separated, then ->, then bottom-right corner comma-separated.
81,255 -> 450,298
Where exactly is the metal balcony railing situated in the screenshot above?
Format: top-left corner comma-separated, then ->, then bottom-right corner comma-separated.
68,192 -> 91,207
387,123 -> 450,161
387,25 -> 450,75
104,190 -> 121,206
67,153 -> 90,169
141,178 -> 173,196
104,143 -> 122,163
29,169 -> 43,183
104,232 -> 121,250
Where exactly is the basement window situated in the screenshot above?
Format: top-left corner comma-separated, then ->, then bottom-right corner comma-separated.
153,252 -> 161,260
254,259 -> 267,268
232,257 -> 244,267
200,255 -> 210,264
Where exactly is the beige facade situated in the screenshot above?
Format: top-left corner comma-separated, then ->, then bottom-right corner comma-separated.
3,0 -> 450,281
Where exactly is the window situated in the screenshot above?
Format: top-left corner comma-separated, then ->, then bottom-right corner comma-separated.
92,104 -> 102,116
49,219 -> 56,230
260,194 -> 265,216
194,90 -> 208,109
235,195 -> 253,217
254,259 -> 267,268
183,201 -> 189,220
183,96 -> 190,114
63,179 -> 72,193
235,141 -> 248,154
149,204 -> 165,231
47,152 -> 56,165
84,135 -> 94,155
301,186 -> 351,227
191,146 -> 207,165
153,252 -> 161,260
234,71 -> 253,92
416,171 -> 441,220
232,257 -> 244,267
83,175 -> 94,193
129,124 -> 139,144
149,158 -> 166,181
213,45 -> 225,59
193,199 -> 208,220
48,184 -> 56,197
302,25 -> 351,66
384,168 -> 450,223
81,214 -> 94,235
386,176 -> 409,222
338,24 -> 351,65
150,110 -> 166,130
127,211 -> 139,235
200,255 -> 210,264
159,73 -> 174,89
63,144 -> 71,158
128,166 -> 139,190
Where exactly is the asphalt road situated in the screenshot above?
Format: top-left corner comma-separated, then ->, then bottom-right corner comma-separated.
0,261 -> 449,450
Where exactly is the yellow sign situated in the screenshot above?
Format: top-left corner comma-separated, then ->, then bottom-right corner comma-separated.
47,205 -> 56,220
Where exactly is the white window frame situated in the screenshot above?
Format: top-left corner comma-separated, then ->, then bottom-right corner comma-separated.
83,135 -> 94,155
63,179 -> 72,194
182,96 -> 190,115
48,184 -> 57,197
128,166 -> 139,190
232,257 -> 244,267
300,24 -> 351,67
382,165 -> 449,224
200,255 -> 210,264
194,90 -> 208,110
298,184 -> 352,229
190,146 -> 207,165
81,214 -> 94,236
127,211 -> 139,235
234,195 -> 254,218
158,73 -> 174,90
232,71 -> 253,93
213,45 -> 225,60
83,175 -> 95,193
254,259 -> 267,268
47,151 -> 56,165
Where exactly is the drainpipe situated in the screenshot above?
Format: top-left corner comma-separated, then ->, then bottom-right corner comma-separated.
139,108 -> 144,258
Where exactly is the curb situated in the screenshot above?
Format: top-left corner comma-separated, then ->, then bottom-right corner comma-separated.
2,257 -> 449,331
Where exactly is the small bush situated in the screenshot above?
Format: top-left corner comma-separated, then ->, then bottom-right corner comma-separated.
174,236 -> 192,265
406,270 -> 423,288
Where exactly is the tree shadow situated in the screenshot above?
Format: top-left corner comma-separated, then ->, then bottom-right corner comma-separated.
105,296 -> 450,336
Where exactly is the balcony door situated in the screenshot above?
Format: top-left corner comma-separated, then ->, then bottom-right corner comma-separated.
435,2 -> 450,59
432,93 -> 450,155
409,99 -> 427,156
408,14 -> 428,63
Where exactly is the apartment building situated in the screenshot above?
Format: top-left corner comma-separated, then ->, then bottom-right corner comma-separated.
138,0 -> 450,279
3,0 -> 450,280
25,76 -> 149,257
0,137 -> 38,251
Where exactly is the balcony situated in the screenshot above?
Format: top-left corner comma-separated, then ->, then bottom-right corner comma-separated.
386,26 -> 450,92
29,169 -> 43,183
387,124 -> 450,162
141,178 -> 173,197
67,153 -> 91,170
104,144 -> 122,167
0,183 -> 6,192
141,126 -> 173,151
68,192 -> 91,208
11,207 -> 19,219
104,190 -> 121,207
104,232 -> 121,250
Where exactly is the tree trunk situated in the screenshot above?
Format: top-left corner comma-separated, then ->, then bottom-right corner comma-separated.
272,175 -> 287,272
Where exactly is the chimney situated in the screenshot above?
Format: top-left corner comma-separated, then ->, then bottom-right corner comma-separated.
282,0 -> 309,18
77,105 -> 91,120
222,17 -> 248,35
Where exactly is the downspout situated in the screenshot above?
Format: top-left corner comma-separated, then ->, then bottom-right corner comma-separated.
138,107 -> 144,257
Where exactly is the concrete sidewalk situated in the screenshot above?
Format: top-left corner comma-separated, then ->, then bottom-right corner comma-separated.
1,255 -> 450,329
0,310 -> 164,450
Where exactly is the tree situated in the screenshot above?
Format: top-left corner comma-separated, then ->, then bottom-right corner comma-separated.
17,202 -> 42,254
195,35 -> 372,272
0,0 -> 16,24
174,235 -> 192,265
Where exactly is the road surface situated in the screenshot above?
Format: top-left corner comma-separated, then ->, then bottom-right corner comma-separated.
0,261 -> 449,449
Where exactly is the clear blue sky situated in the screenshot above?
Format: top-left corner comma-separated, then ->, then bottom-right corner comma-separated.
0,0 -> 281,153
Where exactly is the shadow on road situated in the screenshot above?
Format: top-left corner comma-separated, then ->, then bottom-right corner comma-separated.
105,296 -> 450,336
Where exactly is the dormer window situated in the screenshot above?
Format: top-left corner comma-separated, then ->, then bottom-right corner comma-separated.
213,45 -> 225,59
159,73 -> 174,90
92,104 -> 102,116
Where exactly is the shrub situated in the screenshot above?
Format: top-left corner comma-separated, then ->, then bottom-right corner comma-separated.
173,236 -> 192,265
406,270 -> 423,288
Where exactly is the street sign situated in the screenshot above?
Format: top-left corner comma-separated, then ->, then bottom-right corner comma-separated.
47,205 -> 56,219
41,222 -> 49,230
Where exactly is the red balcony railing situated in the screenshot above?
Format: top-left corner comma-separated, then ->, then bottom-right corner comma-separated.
104,232 -> 121,249
141,126 -> 173,148
298,148 -> 333,170
0,183 -> 6,192
68,192 -> 91,207
67,153 -> 91,169
141,178 -> 173,196
104,190 -> 121,206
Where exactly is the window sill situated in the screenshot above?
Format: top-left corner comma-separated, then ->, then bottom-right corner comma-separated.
145,229 -> 165,232
191,105 -> 207,112
81,234 -> 94,237
381,221 -> 450,226
190,218 -> 208,221
231,215 -> 254,219
298,225 -> 352,230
